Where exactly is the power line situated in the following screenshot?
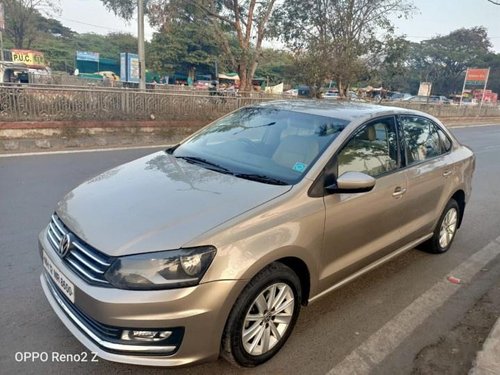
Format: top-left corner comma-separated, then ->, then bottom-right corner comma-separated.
58,17 -> 131,33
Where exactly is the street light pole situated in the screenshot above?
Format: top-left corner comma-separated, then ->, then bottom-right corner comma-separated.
138,0 -> 146,90
0,31 -> 4,62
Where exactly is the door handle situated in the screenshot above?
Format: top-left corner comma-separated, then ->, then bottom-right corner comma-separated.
392,187 -> 407,198
443,170 -> 453,177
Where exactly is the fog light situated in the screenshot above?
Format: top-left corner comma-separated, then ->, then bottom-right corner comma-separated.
121,329 -> 172,342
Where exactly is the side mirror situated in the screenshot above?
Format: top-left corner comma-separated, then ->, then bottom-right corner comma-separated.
326,171 -> 376,194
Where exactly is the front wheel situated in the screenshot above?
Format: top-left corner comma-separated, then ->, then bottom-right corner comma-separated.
221,262 -> 301,367
421,198 -> 460,254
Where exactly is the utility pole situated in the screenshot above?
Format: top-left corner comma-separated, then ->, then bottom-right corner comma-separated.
0,31 -> 4,62
138,0 -> 146,90
0,2 -> 5,62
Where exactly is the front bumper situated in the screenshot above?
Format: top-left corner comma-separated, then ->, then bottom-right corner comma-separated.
39,231 -> 246,367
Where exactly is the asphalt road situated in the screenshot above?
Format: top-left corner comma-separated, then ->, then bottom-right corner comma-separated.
1,125 -> 500,375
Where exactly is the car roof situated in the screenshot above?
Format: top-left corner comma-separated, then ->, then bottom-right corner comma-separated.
254,100 -> 424,122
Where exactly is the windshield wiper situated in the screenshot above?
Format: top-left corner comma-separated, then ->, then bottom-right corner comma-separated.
175,156 -> 233,174
234,173 -> 289,185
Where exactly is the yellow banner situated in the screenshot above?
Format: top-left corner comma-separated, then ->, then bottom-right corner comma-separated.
11,50 -> 46,68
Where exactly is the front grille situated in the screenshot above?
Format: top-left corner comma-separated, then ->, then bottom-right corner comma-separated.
47,214 -> 112,286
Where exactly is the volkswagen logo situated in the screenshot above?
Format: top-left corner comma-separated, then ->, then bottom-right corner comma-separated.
58,233 -> 72,258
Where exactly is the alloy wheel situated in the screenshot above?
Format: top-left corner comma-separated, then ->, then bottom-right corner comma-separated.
241,283 -> 295,356
439,207 -> 458,248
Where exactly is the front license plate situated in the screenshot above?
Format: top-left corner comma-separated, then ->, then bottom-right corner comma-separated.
43,251 -> 75,303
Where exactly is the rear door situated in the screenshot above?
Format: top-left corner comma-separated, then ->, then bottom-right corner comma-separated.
397,115 -> 455,243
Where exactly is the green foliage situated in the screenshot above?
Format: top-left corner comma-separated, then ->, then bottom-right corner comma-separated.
375,37 -> 416,91
3,0 -> 500,97
34,35 -> 75,72
99,0 -> 138,20
410,27 -> 492,95
102,0 -> 279,90
148,21 -> 219,75
481,53 -> 500,94
273,0 -> 415,95
3,0 -> 60,48
254,49 -> 294,85
74,32 -> 138,60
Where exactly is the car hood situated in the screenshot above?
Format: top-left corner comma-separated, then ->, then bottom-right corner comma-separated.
56,152 -> 291,256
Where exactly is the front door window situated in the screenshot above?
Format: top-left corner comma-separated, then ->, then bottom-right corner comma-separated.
337,117 -> 399,178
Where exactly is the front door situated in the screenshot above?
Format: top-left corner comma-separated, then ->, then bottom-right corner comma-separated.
319,116 -> 410,290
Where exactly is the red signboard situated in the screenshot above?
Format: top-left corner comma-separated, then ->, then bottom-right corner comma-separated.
465,69 -> 489,83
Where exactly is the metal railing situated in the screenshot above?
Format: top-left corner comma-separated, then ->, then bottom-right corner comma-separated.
0,84 -> 498,122
0,85 -> 281,122
381,101 -> 500,118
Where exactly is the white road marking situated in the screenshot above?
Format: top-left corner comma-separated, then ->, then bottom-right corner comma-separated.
0,144 -> 169,158
327,236 -> 500,375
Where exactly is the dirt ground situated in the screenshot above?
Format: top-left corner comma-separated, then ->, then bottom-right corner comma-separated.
412,282 -> 500,375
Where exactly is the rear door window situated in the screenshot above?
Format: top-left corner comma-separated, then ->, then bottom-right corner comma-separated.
400,116 -> 447,165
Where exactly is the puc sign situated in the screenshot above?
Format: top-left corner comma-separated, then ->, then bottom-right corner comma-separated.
11,49 -> 46,68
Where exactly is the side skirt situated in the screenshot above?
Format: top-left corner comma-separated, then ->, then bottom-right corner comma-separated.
308,233 -> 433,304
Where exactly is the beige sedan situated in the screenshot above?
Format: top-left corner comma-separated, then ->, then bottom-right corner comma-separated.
39,101 -> 475,367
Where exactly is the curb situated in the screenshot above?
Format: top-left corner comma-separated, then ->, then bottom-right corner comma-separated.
447,123 -> 500,129
469,318 -> 500,374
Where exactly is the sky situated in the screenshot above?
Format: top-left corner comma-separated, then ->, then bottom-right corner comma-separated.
59,0 -> 500,52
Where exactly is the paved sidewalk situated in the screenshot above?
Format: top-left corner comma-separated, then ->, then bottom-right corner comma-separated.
470,318 -> 500,374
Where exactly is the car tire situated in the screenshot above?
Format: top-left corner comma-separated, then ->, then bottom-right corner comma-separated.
221,262 -> 302,367
421,199 -> 460,254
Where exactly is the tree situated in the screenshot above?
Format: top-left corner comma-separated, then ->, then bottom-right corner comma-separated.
3,0 -> 60,48
100,0 -> 278,91
410,27 -> 491,95
254,49 -> 295,85
148,21 -> 221,78
287,46 -> 333,97
374,36 -> 417,92
481,52 -> 500,94
273,0 -> 414,96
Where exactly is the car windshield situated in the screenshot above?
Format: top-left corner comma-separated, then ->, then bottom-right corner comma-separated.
172,107 -> 349,185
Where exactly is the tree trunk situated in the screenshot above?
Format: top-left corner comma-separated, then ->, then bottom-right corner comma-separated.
239,62 -> 248,92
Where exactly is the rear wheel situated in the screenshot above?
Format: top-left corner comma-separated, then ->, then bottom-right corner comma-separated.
221,262 -> 301,367
421,199 -> 460,254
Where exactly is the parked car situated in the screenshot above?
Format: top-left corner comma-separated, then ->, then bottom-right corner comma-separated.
323,91 -> 361,101
97,71 -> 120,81
195,80 -> 212,90
433,95 -> 451,104
404,95 -> 450,105
387,92 -> 412,101
40,101 -> 475,368
297,85 -> 311,97
323,91 -> 340,99
284,88 -> 298,97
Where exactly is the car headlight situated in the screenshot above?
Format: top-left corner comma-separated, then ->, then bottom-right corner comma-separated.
104,246 -> 216,290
